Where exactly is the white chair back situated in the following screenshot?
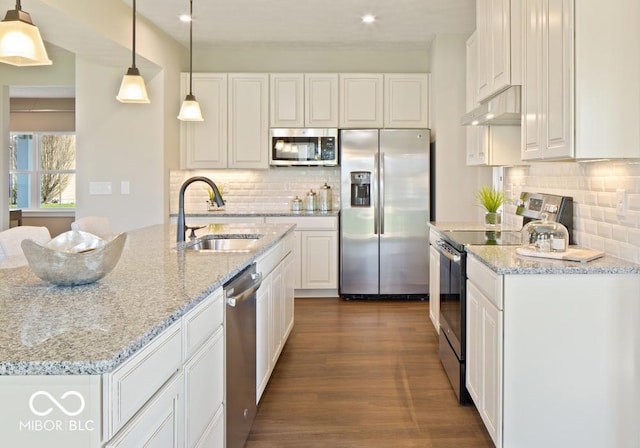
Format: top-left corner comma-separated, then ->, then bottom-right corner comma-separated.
0,226 -> 51,268
71,216 -> 113,240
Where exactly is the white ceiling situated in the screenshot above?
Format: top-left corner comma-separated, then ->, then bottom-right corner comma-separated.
3,0 -> 476,98
129,0 -> 476,49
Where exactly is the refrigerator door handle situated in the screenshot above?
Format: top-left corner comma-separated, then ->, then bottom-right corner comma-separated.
373,152 -> 379,235
380,152 -> 385,235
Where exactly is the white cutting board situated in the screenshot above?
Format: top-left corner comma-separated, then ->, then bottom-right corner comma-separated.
516,246 -> 605,263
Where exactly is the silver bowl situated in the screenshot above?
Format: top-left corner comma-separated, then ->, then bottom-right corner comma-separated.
21,230 -> 127,286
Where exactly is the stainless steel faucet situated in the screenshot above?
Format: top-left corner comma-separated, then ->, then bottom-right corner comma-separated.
177,176 -> 224,242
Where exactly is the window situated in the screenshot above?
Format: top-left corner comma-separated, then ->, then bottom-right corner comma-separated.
9,132 -> 76,210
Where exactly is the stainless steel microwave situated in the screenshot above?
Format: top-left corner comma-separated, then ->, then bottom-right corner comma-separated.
269,128 -> 338,166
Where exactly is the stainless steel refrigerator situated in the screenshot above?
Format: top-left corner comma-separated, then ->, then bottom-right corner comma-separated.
340,129 -> 430,299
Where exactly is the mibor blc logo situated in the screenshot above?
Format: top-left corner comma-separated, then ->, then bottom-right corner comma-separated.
19,390 -> 95,433
29,391 -> 85,417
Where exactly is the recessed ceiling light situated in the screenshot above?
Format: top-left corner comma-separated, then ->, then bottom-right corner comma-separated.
179,14 -> 191,22
362,14 -> 376,24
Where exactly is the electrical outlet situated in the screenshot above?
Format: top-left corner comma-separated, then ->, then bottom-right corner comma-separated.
616,189 -> 627,217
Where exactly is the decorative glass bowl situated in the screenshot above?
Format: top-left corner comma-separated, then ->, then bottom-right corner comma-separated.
21,230 -> 127,286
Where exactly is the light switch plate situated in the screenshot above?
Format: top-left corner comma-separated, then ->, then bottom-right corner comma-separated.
121,181 -> 130,195
89,181 -> 112,195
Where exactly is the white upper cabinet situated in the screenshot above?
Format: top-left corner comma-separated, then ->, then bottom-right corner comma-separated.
228,73 -> 269,169
467,125 -> 522,166
522,0 -> 640,160
339,74 -> 384,128
466,31 -> 479,113
476,0 -> 522,102
467,31 -> 521,167
384,74 -> 430,128
180,73 -> 228,169
270,73 -> 339,128
270,74 -> 304,128
340,73 -> 430,129
180,73 -> 268,169
305,73 -> 339,127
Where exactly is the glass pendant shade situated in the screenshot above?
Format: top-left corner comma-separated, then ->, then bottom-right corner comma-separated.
117,66 -> 150,103
0,7 -> 51,66
178,0 -> 203,121
177,94 -> 203,121
117,0 -> 150,104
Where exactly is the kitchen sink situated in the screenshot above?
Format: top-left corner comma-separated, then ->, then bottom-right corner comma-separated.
182,234 -> 263,252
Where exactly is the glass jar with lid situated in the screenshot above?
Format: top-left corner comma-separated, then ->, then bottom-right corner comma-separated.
304,189 -> 317,211
318,183 -> 332,212
290,196 -> 303,212
521,214 -> 569,252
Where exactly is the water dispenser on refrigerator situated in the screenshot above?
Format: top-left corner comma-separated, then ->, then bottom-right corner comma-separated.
350,171 -> 371,207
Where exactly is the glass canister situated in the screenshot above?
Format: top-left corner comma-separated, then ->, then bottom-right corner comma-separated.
521,214 -> 569,252
290,196 -> 303,212
318,183 -> 332,212
304,189 -> 317,211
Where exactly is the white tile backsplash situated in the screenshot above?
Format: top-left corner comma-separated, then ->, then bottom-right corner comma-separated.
504,160 -> 640,263
170,167 -> 341,214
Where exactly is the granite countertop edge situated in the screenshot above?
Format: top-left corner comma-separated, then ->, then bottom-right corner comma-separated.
172,210 -> 340,218
466,246 -> 640,275
0,223 -> 295,376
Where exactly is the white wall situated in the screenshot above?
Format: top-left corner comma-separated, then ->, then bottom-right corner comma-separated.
193,45 -> 431,73
430,34 -> 492,222
0,0 -> 186,232
75,59 -> 165,232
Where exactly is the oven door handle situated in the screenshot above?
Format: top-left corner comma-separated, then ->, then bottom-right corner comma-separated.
435,241 -> 461,263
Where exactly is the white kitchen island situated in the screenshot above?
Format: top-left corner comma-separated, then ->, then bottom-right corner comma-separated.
465,245 -> 640,448
0,222 -> 295,448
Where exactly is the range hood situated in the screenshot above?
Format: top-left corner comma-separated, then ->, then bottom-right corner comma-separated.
461,85 -> 521,126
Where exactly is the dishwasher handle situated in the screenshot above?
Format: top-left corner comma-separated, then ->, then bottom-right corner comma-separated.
226,272 -> 263,307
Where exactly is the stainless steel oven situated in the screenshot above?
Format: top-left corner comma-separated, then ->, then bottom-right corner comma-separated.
432,191 -> 574,405
433,237 -> 470,404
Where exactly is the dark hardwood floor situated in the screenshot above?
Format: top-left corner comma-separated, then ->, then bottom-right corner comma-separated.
246,298 -> 494,448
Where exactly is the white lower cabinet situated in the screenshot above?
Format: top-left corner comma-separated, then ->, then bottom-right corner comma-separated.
466,278 -> 502,448
103,323 -> 183,439
103,288 -> 225,448
265,216 -> 338,297
466,254 -> 640,448
105,372 -> 184,448
300,231 -> 337,289
184,327 -> 224,448
256,233 -> 296,403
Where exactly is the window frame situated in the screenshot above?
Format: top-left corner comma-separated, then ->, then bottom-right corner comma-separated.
9,131 -> 77,211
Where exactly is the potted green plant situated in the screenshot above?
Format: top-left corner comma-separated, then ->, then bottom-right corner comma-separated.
475,186 -> 504,226
207,185 -> 226,211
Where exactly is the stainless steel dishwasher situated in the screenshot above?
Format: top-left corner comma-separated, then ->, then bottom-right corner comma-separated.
225,263 -> 262,448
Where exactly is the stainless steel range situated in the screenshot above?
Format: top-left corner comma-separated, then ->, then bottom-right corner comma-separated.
432,192 -> 573,404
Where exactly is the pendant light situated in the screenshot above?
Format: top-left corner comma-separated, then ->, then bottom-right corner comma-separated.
0,0 -> 51,66
117,0 -> 150,103
177,0 -> 203,121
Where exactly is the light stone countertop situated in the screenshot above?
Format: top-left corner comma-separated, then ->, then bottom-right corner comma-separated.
466,245 -> 640,275
0,222 -> 295,376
